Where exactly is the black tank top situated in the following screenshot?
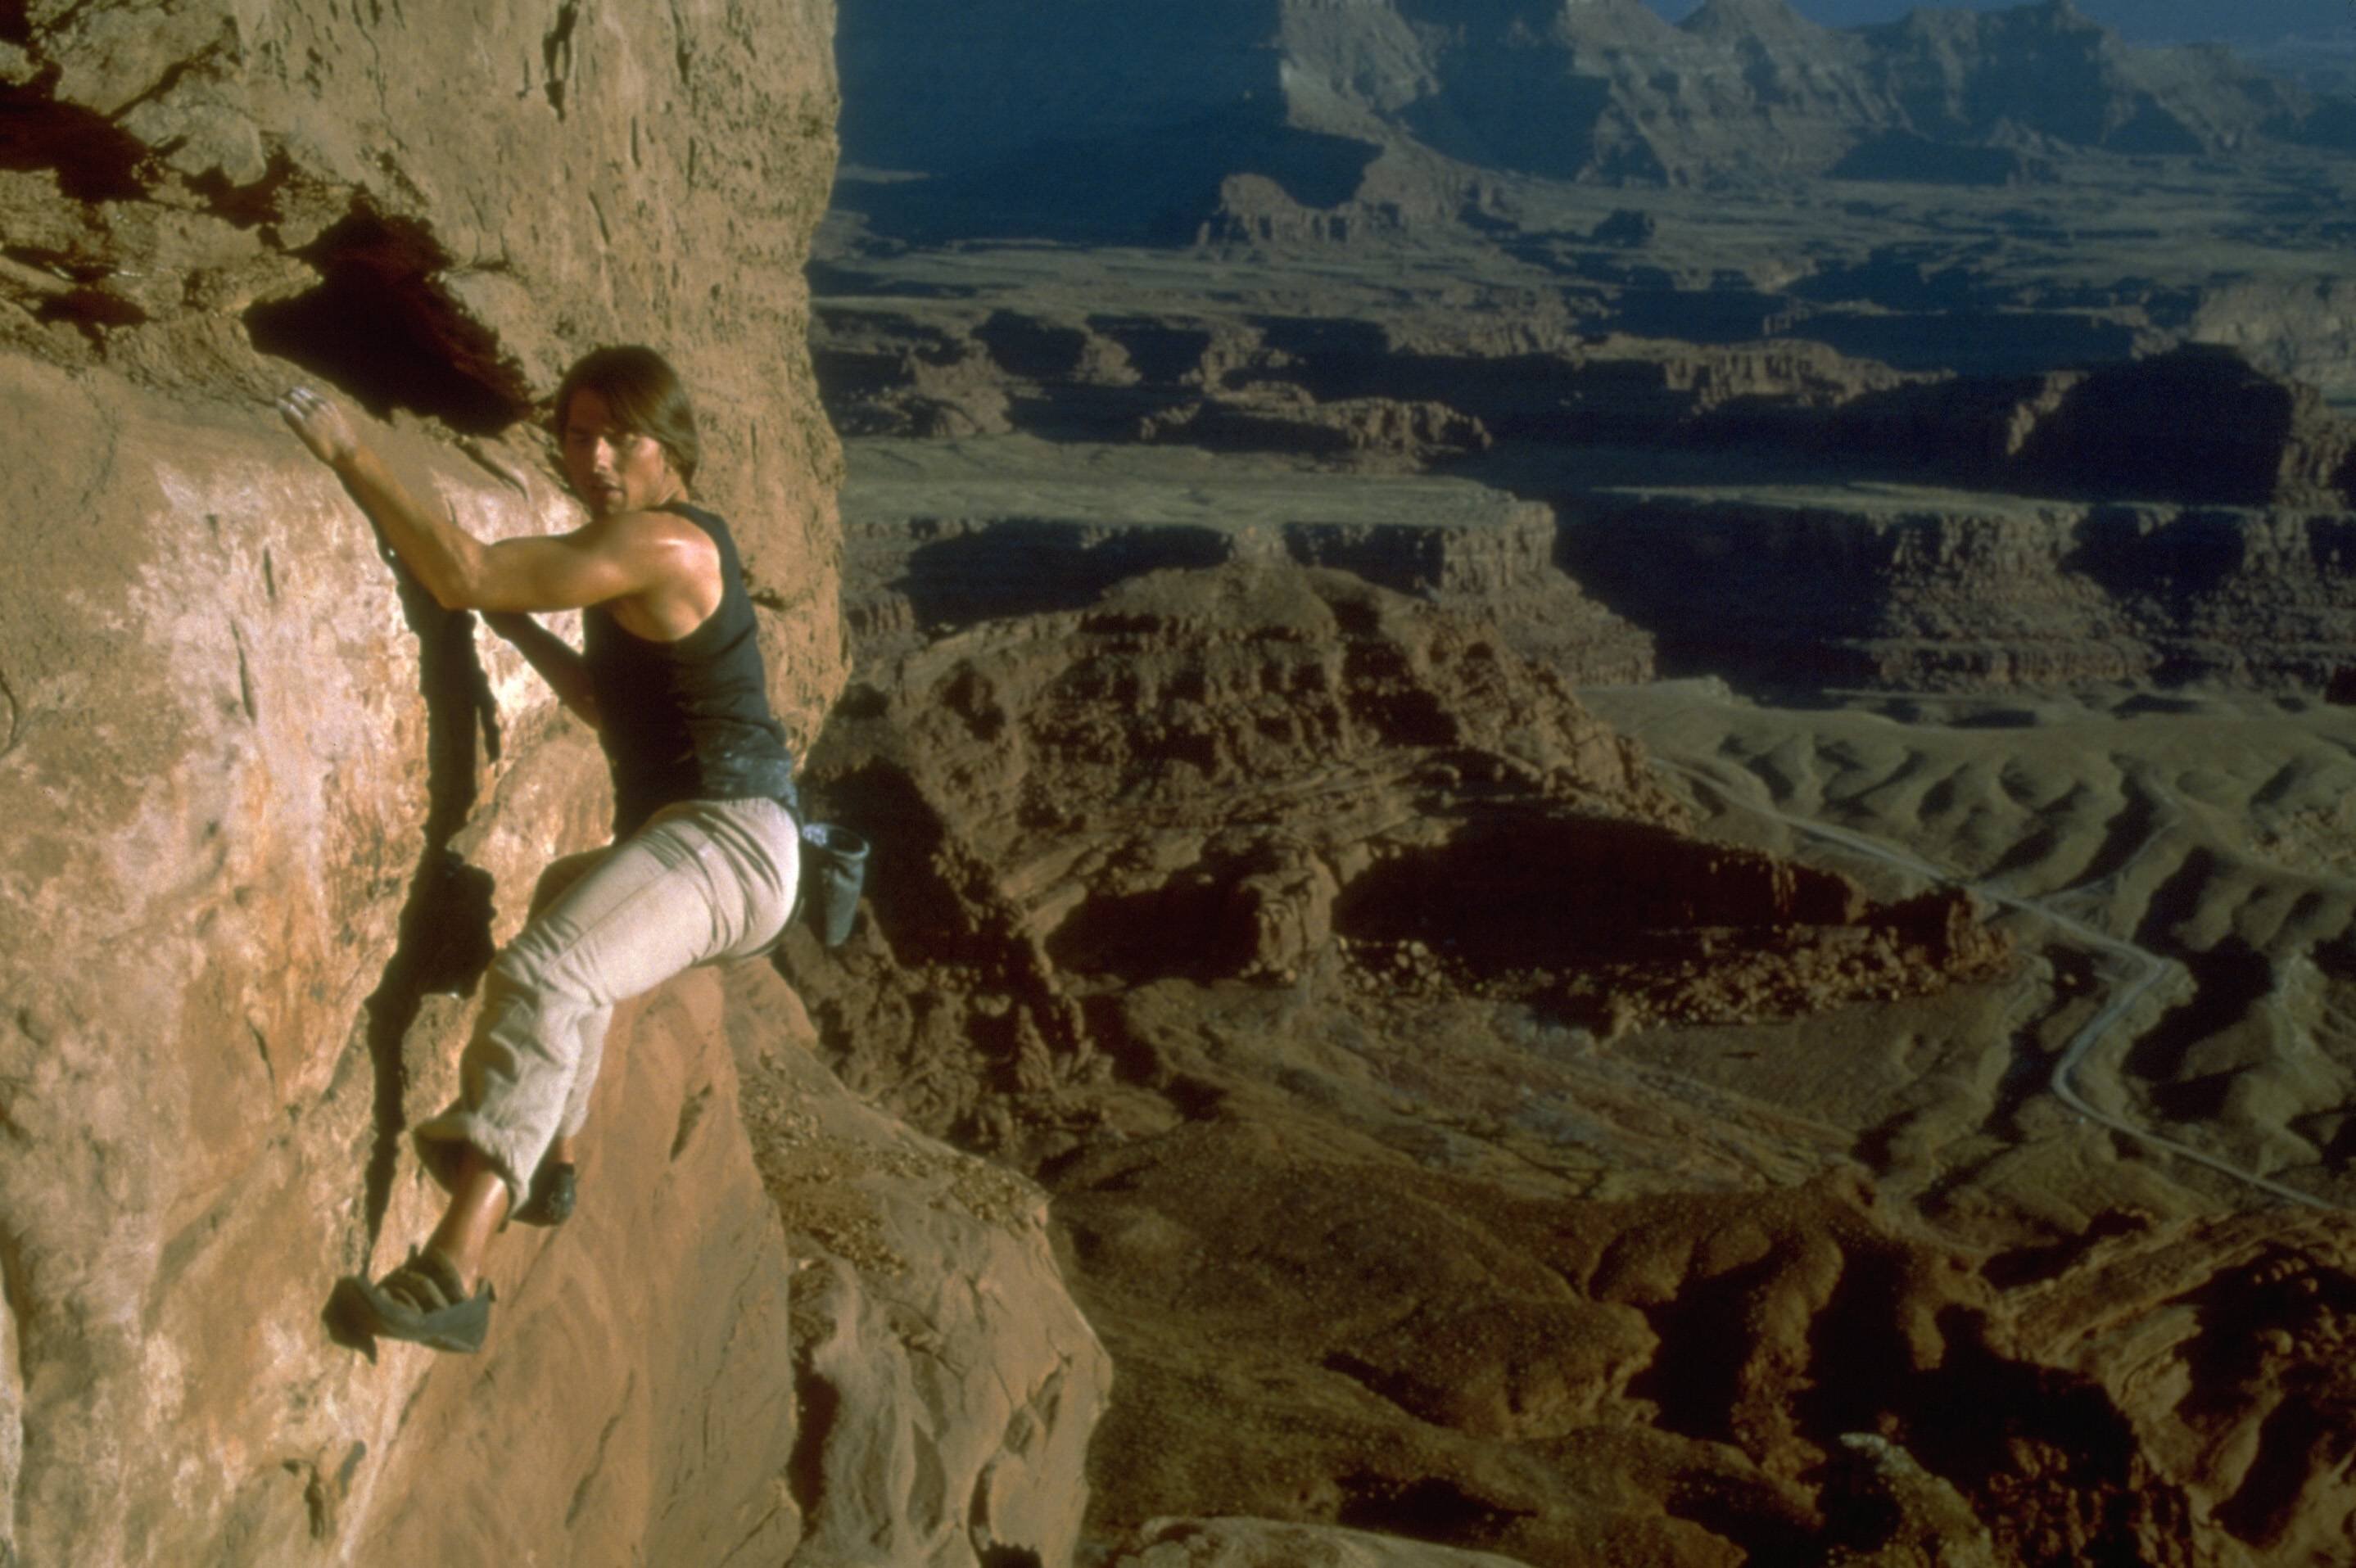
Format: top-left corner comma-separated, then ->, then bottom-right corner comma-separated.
583,502 -> 799,836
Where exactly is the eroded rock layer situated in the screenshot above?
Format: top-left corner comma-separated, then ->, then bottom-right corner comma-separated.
790,561 -> 2011,1135
840,437 -> 1654,681
814,301 -> 1916,453
1558,488 -> 2356,691
820,297 -> 2356,694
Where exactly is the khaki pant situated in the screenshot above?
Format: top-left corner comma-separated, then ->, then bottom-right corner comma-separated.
413,795 -> 800,1204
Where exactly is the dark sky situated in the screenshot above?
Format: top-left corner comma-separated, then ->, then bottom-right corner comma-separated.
1646,0 -> 2352,44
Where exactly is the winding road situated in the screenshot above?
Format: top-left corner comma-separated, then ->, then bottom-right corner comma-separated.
1651,748 -> 2339,1213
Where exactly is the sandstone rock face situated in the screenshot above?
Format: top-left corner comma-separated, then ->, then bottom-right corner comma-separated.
0,2 -> 850,1563
354,969 -> 803,1567
725,962 -> 1112,1568
3,0 -> 843,653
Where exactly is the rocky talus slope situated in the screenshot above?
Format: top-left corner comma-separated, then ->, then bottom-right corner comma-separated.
0,5 -> 1107,1566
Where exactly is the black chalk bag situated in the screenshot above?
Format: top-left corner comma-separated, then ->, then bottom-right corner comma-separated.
798,822 -> 869,947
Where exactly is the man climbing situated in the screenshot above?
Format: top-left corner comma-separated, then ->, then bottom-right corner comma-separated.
283,346 -> 803,1354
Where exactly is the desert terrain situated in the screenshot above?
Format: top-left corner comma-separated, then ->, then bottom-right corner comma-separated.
785,2 -> 2356,1562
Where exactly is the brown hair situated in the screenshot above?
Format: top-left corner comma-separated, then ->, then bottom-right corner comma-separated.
553,345 -> 701,486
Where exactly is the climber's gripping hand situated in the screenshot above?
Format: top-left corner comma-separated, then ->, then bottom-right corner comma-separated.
278,386 -> 363,469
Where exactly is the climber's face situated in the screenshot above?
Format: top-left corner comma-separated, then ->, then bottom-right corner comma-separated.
561,388 -> 683,517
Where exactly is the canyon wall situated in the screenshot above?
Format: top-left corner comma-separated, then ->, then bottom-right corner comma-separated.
816,301 -> 2356,694
843,486 -> 1655,683
836,461 -> 2356,698
813,301 -> 1915,449
1558,492 -> 2356,690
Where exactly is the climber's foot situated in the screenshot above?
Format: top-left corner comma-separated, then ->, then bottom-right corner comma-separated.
331,1246 -> 493,1357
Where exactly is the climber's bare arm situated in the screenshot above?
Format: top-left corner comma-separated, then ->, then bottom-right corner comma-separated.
276,386 -> 708,620
479,612 -> 601,730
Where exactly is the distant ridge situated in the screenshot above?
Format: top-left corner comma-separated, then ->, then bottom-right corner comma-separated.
1766,0 -> 2350,46
1680,0 -> 1830,45
834,0 -> 2356,242
1557,0 -> 1689,48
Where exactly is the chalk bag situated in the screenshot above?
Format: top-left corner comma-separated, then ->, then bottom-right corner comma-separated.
800,822 -> 870,947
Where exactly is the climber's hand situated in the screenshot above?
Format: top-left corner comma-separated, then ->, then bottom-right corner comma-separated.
278,386 -> 362,468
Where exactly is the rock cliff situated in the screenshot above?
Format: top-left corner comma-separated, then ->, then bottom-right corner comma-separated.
838,437 -> 1655,683
723,964 -> 1114,1568
812,300 -> 1918,451
1810,344 -> 2356,509
816,300 -> 2356,517
0,5 -> 1109,1566
1554,486 -> 2356,691
816,288 -> 2356,696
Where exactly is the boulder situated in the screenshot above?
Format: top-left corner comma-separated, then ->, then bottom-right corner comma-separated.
724,963 -> 1115,1568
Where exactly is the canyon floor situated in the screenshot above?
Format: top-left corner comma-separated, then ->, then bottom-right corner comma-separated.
775,159 -> 2356,1561
767,463 -> 2356,1566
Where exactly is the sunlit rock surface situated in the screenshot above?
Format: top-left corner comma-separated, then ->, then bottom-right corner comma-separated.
0,2 -> 860,1561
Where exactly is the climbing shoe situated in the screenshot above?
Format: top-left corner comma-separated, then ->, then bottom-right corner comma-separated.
331,1247 -> 493,1357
